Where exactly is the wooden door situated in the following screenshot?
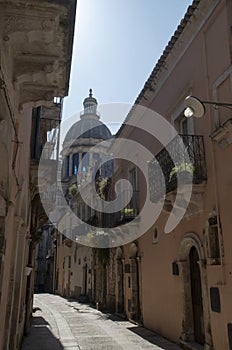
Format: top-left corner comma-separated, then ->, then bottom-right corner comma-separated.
136,258 -> 141,322
83,264 -> 87,295
189,247 -> 205,345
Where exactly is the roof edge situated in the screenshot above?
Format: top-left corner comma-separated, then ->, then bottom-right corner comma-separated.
134,0 -> 200,105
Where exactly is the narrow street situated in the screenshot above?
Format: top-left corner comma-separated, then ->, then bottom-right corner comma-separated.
21,294 -> 182,350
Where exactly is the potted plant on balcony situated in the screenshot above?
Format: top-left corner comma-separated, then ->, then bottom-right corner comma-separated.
123,208 -> 134,215
68,184 -> 78,197
169,162 -> 195,184
96,177 -> 110,200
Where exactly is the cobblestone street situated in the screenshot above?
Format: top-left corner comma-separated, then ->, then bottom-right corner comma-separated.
21,294 -> 182,350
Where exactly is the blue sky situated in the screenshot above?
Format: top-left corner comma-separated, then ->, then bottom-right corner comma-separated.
63,0 -> 193,131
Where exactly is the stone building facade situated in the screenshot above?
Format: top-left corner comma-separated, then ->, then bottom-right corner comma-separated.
0,0 -> 76,349
55,90 -> 113,304
34,223 -> 56,293
38,1 -> 232,349
105,1 -> 232,349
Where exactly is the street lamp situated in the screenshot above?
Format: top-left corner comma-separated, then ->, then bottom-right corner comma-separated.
184,95 -> 232,118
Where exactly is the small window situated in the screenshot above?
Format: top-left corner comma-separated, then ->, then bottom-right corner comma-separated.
210,287 -> 221,312
180,117 -> 188,135
74,247 -> 77,263
101,155 -> 114,178
174,111 -> 194,136
153,227 -> 159,243
81,152 -> 89,172
65,155 -> 70,177
128,167 -> 138,214
72,153 -> 79,175
93,153 -> 100,167
129,167 -> 137,191
128,299 -> 131,312
207,216 -> 220,264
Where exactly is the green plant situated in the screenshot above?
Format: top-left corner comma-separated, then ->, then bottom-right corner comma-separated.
69,184 -> 78,196
85,230 -> 95,245
123,208 -> 134,214
96,177 -> 110,200
169,162 -> 194,182
121,208 -> 135,220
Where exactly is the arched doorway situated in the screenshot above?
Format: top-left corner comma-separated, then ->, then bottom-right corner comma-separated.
135,255 -> 142,322
116,247 -> 124,314
179,233 -> 212,348
83,263 -> 88,295
189,247 -> 205,344
129,243 -> 142,323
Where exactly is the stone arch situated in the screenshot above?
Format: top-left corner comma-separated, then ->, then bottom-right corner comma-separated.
178,232 -> 212,349
179,232 -> 205,261
128,242 -> 142,323
116,246 -> 122,260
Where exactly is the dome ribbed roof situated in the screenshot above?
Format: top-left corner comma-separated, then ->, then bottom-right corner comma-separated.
83,95 -> 98,105
64,118 -> 112,145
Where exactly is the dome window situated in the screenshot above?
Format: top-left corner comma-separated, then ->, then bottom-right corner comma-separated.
72,153 -> 79,175
81,152 -> 90,172
65,155 -> 70,178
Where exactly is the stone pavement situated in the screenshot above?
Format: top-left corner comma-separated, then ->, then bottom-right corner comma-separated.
21,293 -> 182,350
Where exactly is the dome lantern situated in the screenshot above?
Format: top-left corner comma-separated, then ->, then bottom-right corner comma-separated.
63,90 -> 112,146
82,88 -> 99,119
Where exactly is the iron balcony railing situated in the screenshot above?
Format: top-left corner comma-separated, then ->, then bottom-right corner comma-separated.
148,134 -> 207,202
102,190 -> 139,227
121,190 -> 139,221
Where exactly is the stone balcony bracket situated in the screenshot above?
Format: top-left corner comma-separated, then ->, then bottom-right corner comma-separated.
0,0 -> 77,109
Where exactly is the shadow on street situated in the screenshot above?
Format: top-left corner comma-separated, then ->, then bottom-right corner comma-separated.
128,326 -> 179,350
21,314 -> 63,350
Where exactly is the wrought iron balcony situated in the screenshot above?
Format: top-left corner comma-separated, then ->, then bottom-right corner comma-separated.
121,190 -> 139,222
102,190 -> 139,227
148,134 -> 207,203
31,105 -> 61,161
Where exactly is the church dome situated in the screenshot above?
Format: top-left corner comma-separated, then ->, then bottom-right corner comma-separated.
64,118 -> 112,144
63,89 -> 112,146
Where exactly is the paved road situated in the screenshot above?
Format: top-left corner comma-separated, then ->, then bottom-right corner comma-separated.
21,293 -> 182,350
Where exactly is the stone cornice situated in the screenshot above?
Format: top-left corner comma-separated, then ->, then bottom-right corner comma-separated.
0,0 -> 77,110
210,118 -> 232,148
